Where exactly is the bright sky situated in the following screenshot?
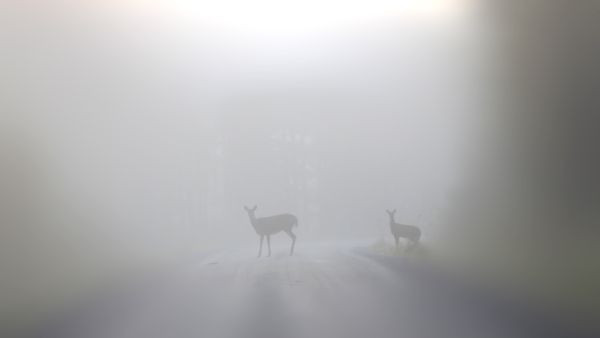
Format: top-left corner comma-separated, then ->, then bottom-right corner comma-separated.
114,0 -> 472,36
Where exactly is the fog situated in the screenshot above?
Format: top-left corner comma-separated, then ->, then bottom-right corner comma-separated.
2,1 -> 475,255
1,1 -> 598,337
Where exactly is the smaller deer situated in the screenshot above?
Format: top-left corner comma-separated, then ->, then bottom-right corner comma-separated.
386,209 -> 421,252
244,205 -> 298,257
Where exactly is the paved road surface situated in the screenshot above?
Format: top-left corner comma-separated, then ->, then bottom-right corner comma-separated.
37,244 -> 591,338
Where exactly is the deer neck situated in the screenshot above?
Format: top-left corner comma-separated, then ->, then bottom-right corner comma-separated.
249,215 -> 258,228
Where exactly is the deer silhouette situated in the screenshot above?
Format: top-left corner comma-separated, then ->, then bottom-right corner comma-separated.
386,209 -> 421,252
244,205 -> 298,257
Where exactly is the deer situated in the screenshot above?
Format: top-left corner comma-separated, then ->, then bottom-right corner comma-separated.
244,205 -> 298,257
386,209 -> 421,253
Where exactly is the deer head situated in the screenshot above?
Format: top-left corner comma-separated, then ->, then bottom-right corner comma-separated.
385,209 -> 397,222
244,205 -> 258,219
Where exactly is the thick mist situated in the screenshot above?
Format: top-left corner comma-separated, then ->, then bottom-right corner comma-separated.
1,3 -> 476,252
1,1 -> 598,337
1,1 -> 479,329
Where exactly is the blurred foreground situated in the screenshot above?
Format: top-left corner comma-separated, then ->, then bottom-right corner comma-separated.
25,243 -> 597,338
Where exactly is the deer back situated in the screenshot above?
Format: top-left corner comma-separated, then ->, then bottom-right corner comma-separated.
254,214 -> 297,235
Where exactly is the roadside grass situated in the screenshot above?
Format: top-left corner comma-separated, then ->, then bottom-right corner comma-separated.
368,238 -> 432,261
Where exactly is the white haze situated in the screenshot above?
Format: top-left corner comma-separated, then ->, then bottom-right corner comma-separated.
0,0 -> 489,329
3,1 -> 600,336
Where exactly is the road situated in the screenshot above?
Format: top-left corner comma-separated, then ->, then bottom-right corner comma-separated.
36,244 -> 591,338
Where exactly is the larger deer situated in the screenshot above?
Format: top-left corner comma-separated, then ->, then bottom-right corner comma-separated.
244,205 -> 298,257
386,209 -> 421,252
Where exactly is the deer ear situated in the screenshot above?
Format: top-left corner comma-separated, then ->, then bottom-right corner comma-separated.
392,209 -> 397,214
252,205 -> 258,211
244,206 -> 249,211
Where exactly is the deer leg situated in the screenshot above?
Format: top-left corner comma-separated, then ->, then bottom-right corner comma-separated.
258,235 -> 264,258
286,229 -> 296,256
267,235 -> 271,257
394,236 -> 399,252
